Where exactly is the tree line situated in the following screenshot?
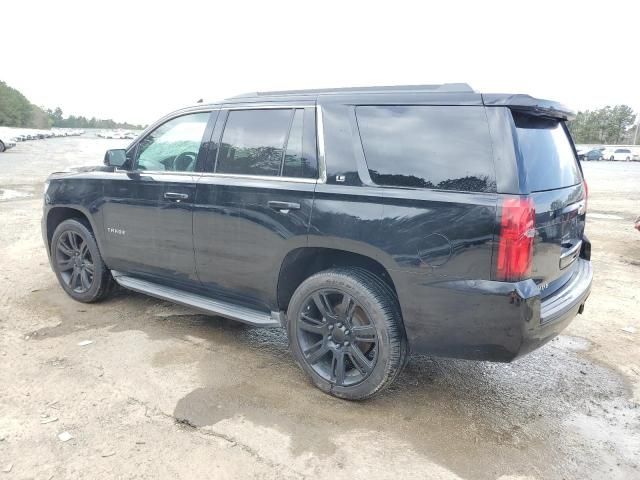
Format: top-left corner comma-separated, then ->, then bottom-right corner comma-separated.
47,107 -> 144,130
567,105 -> 638,145
0,80 -> 145,130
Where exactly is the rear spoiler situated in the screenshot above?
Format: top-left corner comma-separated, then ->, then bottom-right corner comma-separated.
482,94 -> 575,121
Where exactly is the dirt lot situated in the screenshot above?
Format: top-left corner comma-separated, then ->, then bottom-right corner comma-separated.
0,137 -> 638,480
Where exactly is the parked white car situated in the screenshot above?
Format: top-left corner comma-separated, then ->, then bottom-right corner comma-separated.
0,134 -> 17,152
606,148 -> 634,161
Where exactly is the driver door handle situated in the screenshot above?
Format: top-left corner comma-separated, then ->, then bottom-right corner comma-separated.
164,192 -> 189,200
268,200 -> 300,211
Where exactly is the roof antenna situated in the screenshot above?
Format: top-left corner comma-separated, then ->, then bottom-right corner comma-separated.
197,98 -> 203,103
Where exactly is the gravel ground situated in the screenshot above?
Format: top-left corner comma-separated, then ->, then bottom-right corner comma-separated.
0,137 -> 638,480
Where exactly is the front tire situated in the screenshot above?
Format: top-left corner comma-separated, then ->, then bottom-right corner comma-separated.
287,268 -> 407,400
0,141 -> 5,153
51,218 -> 114,303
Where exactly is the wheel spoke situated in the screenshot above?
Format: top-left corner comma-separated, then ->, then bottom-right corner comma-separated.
312,292 -> 334,319
332,350 -> 346,386
348,344 -> 374,375
298,317 -> 325,335
67,232 -> 79,251
84,261 -> 95,274
304,339 -> 330,364
338,294 -> 356,321
57,241 -> 74,257
80,269 -> 91,290
351,324 -> 377,342
57,258 -> 74,272
79,241 -> 89,258
69,268 -> 80,289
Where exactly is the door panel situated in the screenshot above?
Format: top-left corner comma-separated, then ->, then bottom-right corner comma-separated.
194,177 -> 314,310
102,173 -> 200,285
192,106 -> 318,311
100,111 -> 214,285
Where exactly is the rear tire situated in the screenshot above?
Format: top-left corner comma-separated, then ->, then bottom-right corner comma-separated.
287,267 -> 407,400
51,218 -> 114,303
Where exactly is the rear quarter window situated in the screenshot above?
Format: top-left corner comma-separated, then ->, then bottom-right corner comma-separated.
512,111 -> 582,192
355,105 -> 496,192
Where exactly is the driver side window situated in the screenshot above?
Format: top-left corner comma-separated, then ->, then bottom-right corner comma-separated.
135,112 -> 210,172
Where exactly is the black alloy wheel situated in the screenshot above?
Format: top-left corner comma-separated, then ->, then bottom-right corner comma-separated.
50,218 -> 114,303
288,268 -> 407,400
55,230 -> 95,294
296,289 -> 379,387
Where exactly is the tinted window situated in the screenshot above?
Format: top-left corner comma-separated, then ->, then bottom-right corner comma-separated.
615,149 -> 630,153
513,112 -> 581,192
356,106 -> 496,192
216,109 -> 291,176
282,109 -> 309,178
136,112 -> 209,172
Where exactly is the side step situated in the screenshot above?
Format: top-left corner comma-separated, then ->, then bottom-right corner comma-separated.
111,271 -> 281,328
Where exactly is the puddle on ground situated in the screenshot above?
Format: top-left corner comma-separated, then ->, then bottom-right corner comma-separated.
171,332 -> 638,480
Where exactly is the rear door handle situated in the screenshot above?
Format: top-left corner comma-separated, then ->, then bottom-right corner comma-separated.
268,200 -> 301,211
164,192 -> 189,200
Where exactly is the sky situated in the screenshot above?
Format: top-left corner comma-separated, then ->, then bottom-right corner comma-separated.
2,0 -> 639,125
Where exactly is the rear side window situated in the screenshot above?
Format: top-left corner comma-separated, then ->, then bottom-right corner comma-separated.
217,109 -> 291,176
215,108 -> 317,178
355,106 -> 496,192
512,112 -> 581,192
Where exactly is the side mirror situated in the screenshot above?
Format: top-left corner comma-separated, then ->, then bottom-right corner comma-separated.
104,149 -> 127,168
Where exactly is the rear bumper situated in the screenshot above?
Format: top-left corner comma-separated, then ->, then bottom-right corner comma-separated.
395,258 -> 593,361
520,257 -> 592,357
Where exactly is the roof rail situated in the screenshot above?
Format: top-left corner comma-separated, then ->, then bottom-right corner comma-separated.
227,83 -> 475,99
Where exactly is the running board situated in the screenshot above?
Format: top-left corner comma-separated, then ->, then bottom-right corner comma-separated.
111,271 -> 281,328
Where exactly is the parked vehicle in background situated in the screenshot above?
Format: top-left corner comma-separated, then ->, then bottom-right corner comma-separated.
42,84 -> 593,399
607,148 -> 633,161
578,149 -> 604,161
13,133 -> 27,142
0,135 -> 16,152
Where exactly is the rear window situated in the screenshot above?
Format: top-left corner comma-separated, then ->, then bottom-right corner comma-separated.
355,106 -> 496,192
512,111 -> 581,192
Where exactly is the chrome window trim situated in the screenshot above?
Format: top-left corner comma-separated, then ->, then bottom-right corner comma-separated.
199,172 -> 317,184
113,169 -> 200,177
220,104 -> 315,110
316,105 -> 327,183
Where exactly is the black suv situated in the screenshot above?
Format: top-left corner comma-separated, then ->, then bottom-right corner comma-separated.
43,84 -> 592,399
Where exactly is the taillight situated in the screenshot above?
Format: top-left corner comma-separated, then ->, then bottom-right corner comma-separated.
496,196 -> 535,282
583,178 -> 588,212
